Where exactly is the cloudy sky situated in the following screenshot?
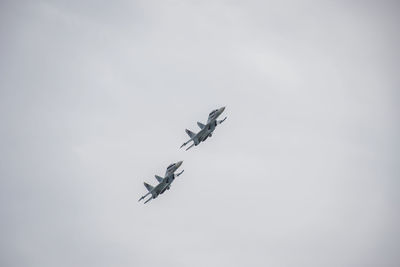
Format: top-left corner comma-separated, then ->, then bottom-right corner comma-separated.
1,1 -> 399,266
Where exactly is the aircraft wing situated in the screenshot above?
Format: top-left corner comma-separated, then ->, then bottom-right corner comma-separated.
155,175 -> 164,183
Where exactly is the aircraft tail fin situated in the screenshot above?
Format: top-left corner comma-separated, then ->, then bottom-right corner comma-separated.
185,129 -> 195,138
186,143 -> 195,151
197,122 -> 205,129
155,175 -> 163,183
144,182 -> 154,192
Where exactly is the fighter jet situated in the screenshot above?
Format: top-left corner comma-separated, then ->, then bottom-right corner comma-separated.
180,107 -> 227,151
138,161 -> 184,204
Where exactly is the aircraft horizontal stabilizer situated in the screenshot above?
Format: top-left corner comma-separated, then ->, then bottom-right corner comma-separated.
185,129 -> 195,138
144,182 -> 154,192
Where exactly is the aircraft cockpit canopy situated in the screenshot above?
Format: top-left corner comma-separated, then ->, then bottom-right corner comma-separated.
209,110 -> 217,117
167,164 -> 175,170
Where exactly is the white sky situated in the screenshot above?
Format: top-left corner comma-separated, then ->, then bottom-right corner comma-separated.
1,1 -> 399,266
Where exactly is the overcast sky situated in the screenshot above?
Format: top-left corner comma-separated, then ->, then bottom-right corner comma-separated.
1,1 -> 399,266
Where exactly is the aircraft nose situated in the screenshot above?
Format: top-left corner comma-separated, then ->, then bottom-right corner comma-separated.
177,161 -> 183,168
220,106 -> 226,112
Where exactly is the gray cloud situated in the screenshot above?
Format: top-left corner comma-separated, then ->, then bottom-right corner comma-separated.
1,1 -> 399,266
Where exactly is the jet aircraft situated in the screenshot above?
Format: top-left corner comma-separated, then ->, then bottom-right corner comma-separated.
180,107 -> 227,150
138,161 -> 184,204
